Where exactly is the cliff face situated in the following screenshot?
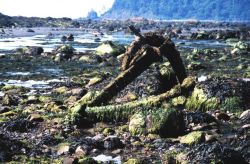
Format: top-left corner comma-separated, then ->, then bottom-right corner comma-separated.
102,0 -> 250,21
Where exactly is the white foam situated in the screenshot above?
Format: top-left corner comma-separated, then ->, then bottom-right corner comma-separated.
0,91 -> 4,97
92,154 -> 121,164
198,75 -> 208,82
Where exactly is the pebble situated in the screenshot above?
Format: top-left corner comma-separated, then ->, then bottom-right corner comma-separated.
57,145 -> 70,156
28,114 -> 44,122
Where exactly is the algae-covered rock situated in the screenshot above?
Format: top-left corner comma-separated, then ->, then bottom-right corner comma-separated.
96,41 -> 125,56
180,131 -> 205,145
162,150 -> 188,164
233,41 -> 249,50
129,108 -> 184,137
78,157 -> 98,164
186,78 -> 248,112
53,86 -> 68,94
124,158 -> 142,164
185,87 -> 219,112
15,46 -> 44,55
171,96 -> 186,107
55,44 -> 75,54
2,94 -> 19,106
86,76 -> 103,87
129,113 -> 146,136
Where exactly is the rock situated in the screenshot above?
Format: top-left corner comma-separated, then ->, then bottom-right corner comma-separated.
233,41 -> 248,50
67,34 -> 74,41
102,128 -> 115,135
16,46 -> 44,56
184,112 -> 217,131
186,78 -> 247,112
79,55 -> 96,63
124,158 -> 142,164
25,96 -> 40,104
180,131 -> 205,145
129,108 -> 184,137
187,62 -> 206,70
96,41 -> 125,56
75,146 -> 87,156
240,109 -> 250,124
162,150 -> 187,164
86,77 -> 103,87
0,106 -> 11,114
66,88 -> 87,97
241,124 -> 250,130
2,94 -> 19,106
61,35 -> 67,42
54,45 -> 75,55
215,112 -> 230,121
171,96 -> 186,107
78,157 -> 98,164
103,136 -> 124,150
26,46 -> 44,55
57,144 -> 70,156
27,29 -> 35,32
62,157 -> 78,164
28,114 -> 44,122
205,131 -> 220,142
53,86 -> 68,94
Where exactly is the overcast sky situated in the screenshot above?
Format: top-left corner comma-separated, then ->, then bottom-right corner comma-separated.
0,0 -> 115,18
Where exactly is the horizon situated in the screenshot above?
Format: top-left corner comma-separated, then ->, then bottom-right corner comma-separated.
0,0 -> 115,19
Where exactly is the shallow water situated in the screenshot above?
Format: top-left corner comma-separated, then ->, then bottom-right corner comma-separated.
0,31 -> 134,53
0,77 -> 67,89
0,28 -> 238,89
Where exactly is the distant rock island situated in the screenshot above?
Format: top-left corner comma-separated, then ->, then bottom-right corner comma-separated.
102,0 -> 250,21
0,13 -> 79,27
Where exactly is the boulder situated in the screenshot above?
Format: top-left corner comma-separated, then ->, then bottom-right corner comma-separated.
240,109 -> 250,124
96,41 -> 125,56
67,34 -> 74,41
129,108 -> 184,137
186,78 -> 249,112
180,131 -> 205,145
61,35 -> 67,42
15,46 -> 44,55
27,29 -> 35,32
54,45 -> 75,55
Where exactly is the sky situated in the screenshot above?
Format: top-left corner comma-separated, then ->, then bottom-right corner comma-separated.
0,0 -> 115,18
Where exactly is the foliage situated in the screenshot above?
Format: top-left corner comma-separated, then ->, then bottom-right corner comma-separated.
102,0 -> 250,21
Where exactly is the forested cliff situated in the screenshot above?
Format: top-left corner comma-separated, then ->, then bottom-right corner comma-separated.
102,0 -> 250,21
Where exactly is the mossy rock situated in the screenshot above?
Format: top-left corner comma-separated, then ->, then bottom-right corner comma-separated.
1,85 -> 26,92
185,87 -> 219,112
186,78 -> 247,112
96,41 -> 125,56
233,41 -> 248,50
78,157 -> 98,164
86,77 -> 103,87
53,86 -> 68,94
55,45 -> 75,54
171,96 -> 186,107
129,108 -> 184,137
124,158 -> 143,164
162,150 -> 188,164
180,131 -> 205,145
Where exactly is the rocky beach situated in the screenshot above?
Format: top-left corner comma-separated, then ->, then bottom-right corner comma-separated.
0,19 -> 249,163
